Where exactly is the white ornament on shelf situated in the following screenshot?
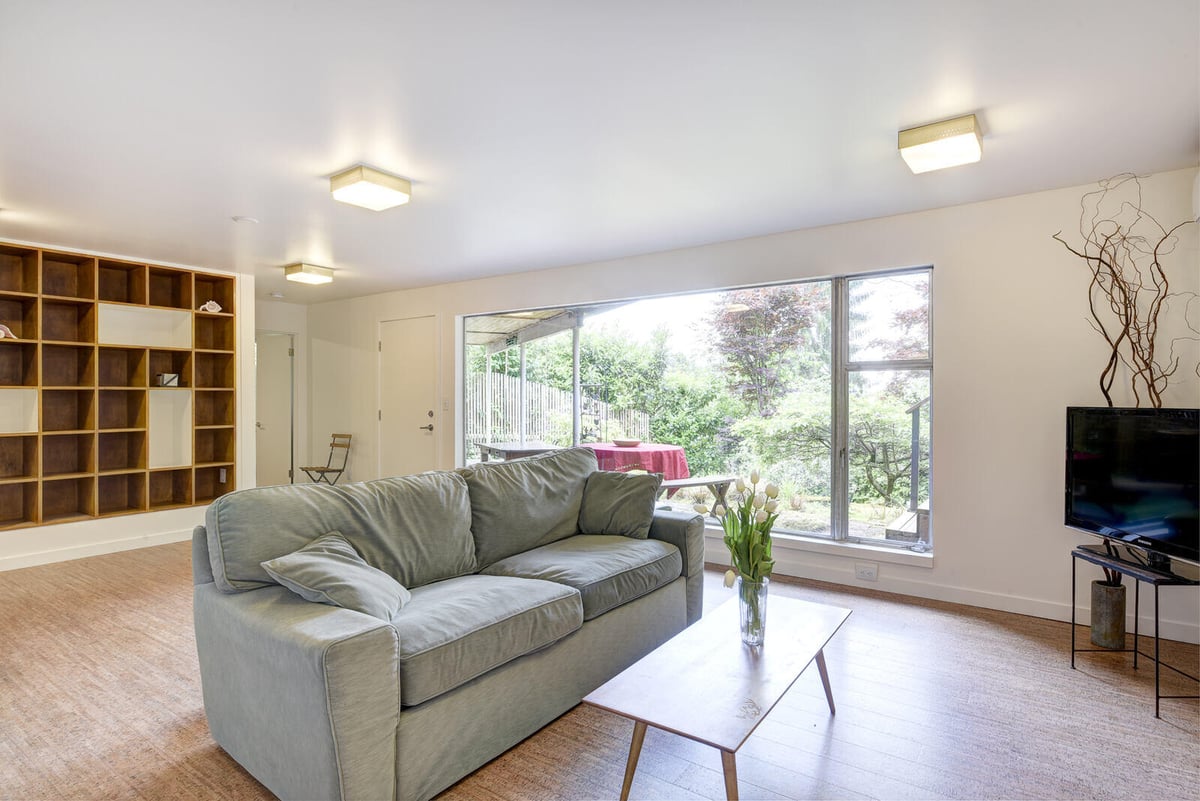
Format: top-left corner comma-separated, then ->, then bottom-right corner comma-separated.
0,323 -> 16,339
198,300 -> 223,313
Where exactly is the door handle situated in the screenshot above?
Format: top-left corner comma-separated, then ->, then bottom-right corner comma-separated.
418,424 -> 434,431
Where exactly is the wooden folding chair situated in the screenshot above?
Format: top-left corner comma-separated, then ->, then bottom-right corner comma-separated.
301,433 -> 352,484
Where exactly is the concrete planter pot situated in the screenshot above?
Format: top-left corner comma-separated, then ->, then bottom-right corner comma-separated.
1090,580 -> 1126,649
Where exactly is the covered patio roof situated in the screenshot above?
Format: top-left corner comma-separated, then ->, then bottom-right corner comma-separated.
464,302 -> 628,354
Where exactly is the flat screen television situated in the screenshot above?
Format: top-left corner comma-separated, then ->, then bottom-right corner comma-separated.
1065,407 -> 1200,568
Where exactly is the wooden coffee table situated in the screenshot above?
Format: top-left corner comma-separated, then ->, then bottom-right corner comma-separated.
582,596 -> 851,800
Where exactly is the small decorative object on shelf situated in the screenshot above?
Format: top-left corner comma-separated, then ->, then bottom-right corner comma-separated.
156,372 -> 180,387
696,469 -> 779,645
198,300 -> 222,313
0,323 -> 16,339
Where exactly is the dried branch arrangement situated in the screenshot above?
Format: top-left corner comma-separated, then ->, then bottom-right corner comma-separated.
1053,173 -> 1199,407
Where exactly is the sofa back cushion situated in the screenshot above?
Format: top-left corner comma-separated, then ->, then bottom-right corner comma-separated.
578,471 -> 663,539
463,447 -> 598,568
205,471 -> 477,593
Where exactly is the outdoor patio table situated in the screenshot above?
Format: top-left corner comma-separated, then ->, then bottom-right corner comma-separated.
477,442 -> 558,461
584,442 -> 689,480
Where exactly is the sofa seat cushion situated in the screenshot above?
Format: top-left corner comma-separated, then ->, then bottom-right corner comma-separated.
480,535 -> 682,620
392,575 -> 583,706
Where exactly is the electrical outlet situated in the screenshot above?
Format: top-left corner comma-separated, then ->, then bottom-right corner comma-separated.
854,562 -> 878,581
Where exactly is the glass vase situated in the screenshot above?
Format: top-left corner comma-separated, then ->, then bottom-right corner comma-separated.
737,575 -> 769,646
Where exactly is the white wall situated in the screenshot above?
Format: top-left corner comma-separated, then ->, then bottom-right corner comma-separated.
256,299 -> 310,478
308,168 -> 1200,641
0,260 -> 256,571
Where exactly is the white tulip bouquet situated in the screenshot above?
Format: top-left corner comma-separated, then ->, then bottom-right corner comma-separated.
697,470 -> 778,644
694,469 -> 779,585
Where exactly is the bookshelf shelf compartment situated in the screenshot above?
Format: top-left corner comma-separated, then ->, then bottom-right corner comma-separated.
42,253 -> 96,300
195,314 -> 235,351
43,344 -> 95,388
194,274 -> 235,314
0,388 -> 38,434
99,347 -> 148,387
0,342 -> 38,387
98,389 -> 147,430
42,300 -> 96,343
195,389 -> 235,426
42,475 -> 96,521
195,351 -> 235,388
0,480 -> 38,528
0,239 -> 236,527
149,468 -> 192,508
98,261 -> 147,304
148,349 -> 191,387
43,433 -> 95,476
99,431 -> 147,474
42,390 -> 95,432
0,246 -> 39,294
0,435 -> 38,480
148,390 -> 192,468
194,465 -> 234,504
0,294 -> 39,338
97,472 -> 146,515
148,267 -> 192,310
195,427 -> 235,465
98,304 -> 190,349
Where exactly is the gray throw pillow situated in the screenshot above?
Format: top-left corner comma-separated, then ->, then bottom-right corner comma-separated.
261,531 -> 411,621
578,471 -> 663,539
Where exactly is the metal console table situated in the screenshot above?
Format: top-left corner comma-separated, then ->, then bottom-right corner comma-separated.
1070,545 -> 1199,717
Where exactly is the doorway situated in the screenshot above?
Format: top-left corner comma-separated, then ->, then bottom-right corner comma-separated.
379,316 -> 438,476
255,331 -> 295,486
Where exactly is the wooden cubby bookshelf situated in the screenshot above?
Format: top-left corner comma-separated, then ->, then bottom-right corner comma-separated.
0,241 -> 237,530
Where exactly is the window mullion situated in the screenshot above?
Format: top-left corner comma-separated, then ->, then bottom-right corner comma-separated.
831,276 -> 849,541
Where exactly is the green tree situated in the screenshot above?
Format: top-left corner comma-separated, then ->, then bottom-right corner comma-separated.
709,285 -> 827,417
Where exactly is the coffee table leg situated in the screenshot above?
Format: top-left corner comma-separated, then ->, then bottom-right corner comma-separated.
721,750 -> 739,800
620,720 -> 647,801
816,649 -> 836,715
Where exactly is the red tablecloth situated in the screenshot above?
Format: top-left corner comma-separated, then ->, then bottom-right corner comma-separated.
584,443 -> 690,480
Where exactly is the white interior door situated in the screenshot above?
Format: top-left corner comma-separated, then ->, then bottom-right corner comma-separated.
255,332 -> 294,486
379,316 -> 438,476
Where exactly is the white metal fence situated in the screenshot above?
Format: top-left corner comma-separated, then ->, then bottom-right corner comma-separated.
464,372 -> 650,456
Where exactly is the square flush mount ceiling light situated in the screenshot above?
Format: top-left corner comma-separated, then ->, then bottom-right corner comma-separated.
284,263 -> 334,285
898,114 -> 982,174
330,164 -> 412,211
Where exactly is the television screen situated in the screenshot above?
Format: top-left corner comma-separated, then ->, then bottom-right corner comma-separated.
1065,407 -> 1199,566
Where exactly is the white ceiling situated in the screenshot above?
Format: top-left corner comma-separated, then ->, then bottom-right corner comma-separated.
1,1 -> 1197,304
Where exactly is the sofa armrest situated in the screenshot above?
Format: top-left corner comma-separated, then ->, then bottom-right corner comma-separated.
194,583 -> 400,801
648,510 -> 705,625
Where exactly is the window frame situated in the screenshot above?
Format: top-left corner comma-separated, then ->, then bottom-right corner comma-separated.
830,266 -> 933,545
460,264 -> 933,550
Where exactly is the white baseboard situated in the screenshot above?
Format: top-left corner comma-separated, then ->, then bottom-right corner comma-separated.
0,528 -> 194,573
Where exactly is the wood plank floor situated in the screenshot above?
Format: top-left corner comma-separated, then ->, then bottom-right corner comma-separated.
1,542 -> 1196,800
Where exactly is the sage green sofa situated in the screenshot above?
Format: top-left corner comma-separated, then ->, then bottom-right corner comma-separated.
192,447 -> 704,801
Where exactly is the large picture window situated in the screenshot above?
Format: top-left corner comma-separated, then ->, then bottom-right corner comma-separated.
462,267 -> 931,550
